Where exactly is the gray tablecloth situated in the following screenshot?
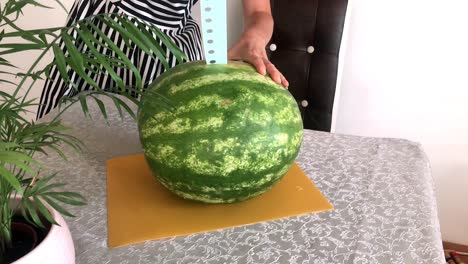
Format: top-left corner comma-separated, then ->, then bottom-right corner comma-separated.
38,96 -> 444,264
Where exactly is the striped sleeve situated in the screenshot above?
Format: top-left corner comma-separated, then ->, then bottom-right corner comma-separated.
115,0 -> 191,29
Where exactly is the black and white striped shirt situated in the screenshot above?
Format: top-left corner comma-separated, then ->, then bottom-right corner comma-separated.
37,0 -> 203,119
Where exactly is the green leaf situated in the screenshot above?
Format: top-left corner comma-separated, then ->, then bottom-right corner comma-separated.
41,196 -> 75,217
45,193 -> 86,206
110,94 -> 124,119
0,57 -> 16,68
9,0 -> 53,12
52,0 -> 68,13
28,0 -> 53,9
145,21 -> 187,63
0,70 -> 16,76
56,137 -> 83,156
0,155 -> 38,176
4,1 -> 28,16
110,94 -> 136,119
20,200 -> 34,224
0,79 -> 16,85
39,63 -> 53,79
95,15 -> 131,47
0,27 -> 61,39
25,199 -> 45,228
37,182 -> 66,194
122,16 -> 179,69
45,144 -> 68,160
0,142 -> 20,150
52,43 -> 69,82
78,94 -> 89,118
45,191 -> 85,199
85,21 -> 143,90
132,20 -> 170,70
0,149 -> 39,169
61,32 -> 82,65
38,32 -> 48,43
91,95 -> 108,121
0,43 -> 46,56
103,15 -> 152,53
16,71 -> 44,81
115,16 -> 152,51
34,197 -> 58,225
74,22 -> 125,90
30,174 -> 55,191
97,15 -> 156,64
63,61 -> 99,91
80,58 -> 101,76
19,31 -> 44,45
0,165 -> 23,194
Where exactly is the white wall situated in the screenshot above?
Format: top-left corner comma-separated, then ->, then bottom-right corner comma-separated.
334,0 -> 468,245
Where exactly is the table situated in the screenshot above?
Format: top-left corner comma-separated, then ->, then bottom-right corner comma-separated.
38,96 -> 445,263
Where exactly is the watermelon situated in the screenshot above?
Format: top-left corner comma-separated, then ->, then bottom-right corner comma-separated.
137,60 -> 303,203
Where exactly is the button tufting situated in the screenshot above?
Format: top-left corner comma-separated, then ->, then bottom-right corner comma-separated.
269,43 -> 277,51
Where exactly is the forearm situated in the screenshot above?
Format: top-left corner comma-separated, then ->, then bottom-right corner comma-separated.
242,11 -> 274,46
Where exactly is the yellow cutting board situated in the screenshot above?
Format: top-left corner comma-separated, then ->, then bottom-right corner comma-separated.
106,154 -> 333,248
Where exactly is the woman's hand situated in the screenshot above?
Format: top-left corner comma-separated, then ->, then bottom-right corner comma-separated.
228,33 -> 289,88
229,0 -> 289,88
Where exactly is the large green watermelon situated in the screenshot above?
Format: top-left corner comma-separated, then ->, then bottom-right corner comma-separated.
137,61 -> 303,203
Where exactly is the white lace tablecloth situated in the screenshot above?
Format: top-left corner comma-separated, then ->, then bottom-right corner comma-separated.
38,97 -> 444,264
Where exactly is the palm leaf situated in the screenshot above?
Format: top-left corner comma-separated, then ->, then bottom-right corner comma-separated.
0,27 -> 61,39
0,43 -> 46,56
143,20 -> 187,63
44,192 -> 86,206
85,20 -> 143,89
33,196 -> 58,225
90,95 -> 108,121
115,16 -> 170,69
78,94 -> 90,118
52,43 -> 69,83
51,0 -> 68,14
0,151 -> 39,175
60,44 -> 99,91
24,198 -> 46,228
74,22 -> 125,90
0,165 -> 23,194
0,79 -> 16,85
0,57 -> 16,68
41,196 -> 75,217
4,0 -> 52,17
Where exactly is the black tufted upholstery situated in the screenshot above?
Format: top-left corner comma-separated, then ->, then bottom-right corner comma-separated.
268,0 -> 348,131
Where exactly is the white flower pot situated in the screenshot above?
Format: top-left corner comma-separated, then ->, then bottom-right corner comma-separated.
9,198 -> 75,264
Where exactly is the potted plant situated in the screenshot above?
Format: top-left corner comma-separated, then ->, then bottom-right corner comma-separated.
0,1 -> 185,262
